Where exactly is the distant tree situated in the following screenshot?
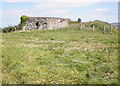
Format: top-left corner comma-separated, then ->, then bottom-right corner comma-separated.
20,15 -> 29,23
78,18 -> 81,22
19,15 -> 29,30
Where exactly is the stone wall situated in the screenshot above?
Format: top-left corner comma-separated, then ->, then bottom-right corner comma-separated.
23,17 -> 70,30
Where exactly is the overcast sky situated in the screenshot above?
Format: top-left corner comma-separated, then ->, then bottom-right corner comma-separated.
0,0 -> 119,28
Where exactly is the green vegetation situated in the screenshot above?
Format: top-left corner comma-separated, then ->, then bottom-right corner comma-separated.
1,15 -> 29,33
1,21 -> 118,84
84,20 -> 117,33
68,21 -> 79,24
36,22 -> 40,29
2,26 -> 15,33
19,15 -> 29,30
77,18 -> 82,22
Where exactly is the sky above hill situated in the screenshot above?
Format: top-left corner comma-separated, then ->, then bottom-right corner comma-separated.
0,0 -> 119,28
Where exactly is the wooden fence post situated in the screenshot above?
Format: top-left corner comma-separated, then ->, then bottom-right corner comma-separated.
15,27 -> 16,32
23,26 -> 25,31
80,20 -> 82,29
78,18 -> 82,29
110,25 -> 112,34
103,26 -> 106,33
92,25 -> 94,32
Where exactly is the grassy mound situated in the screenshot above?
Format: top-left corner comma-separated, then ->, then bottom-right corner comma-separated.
83,20 -> 117,33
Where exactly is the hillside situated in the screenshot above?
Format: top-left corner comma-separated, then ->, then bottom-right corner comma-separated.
111,22 -> 120,28
83,20 -> 117,31
1,22 -> 119,84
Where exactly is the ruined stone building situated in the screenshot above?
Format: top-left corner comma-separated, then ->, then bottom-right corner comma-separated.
23,17 -> 70,30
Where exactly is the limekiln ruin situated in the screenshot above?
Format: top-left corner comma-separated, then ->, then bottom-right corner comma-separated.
22,17 -> 70,30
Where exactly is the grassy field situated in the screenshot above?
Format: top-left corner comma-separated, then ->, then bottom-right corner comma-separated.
1,23 -> 119,84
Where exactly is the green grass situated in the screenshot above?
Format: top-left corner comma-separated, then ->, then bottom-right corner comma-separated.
83,20 -> 117,33
1,23 -> 118,84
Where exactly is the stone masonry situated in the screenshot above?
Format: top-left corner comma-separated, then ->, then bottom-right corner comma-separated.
23,17 -> 70,30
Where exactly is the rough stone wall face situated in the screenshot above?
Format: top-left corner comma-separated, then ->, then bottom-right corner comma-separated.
23,17 -> 70,30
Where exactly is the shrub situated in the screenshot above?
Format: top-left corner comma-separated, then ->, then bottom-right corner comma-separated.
19,15 -> 29,30
2,26 -> 15,33
20,15 -> 29,24
78,18 -> 82,22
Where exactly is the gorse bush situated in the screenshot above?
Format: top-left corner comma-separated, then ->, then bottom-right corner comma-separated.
2,26 -> 15,33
